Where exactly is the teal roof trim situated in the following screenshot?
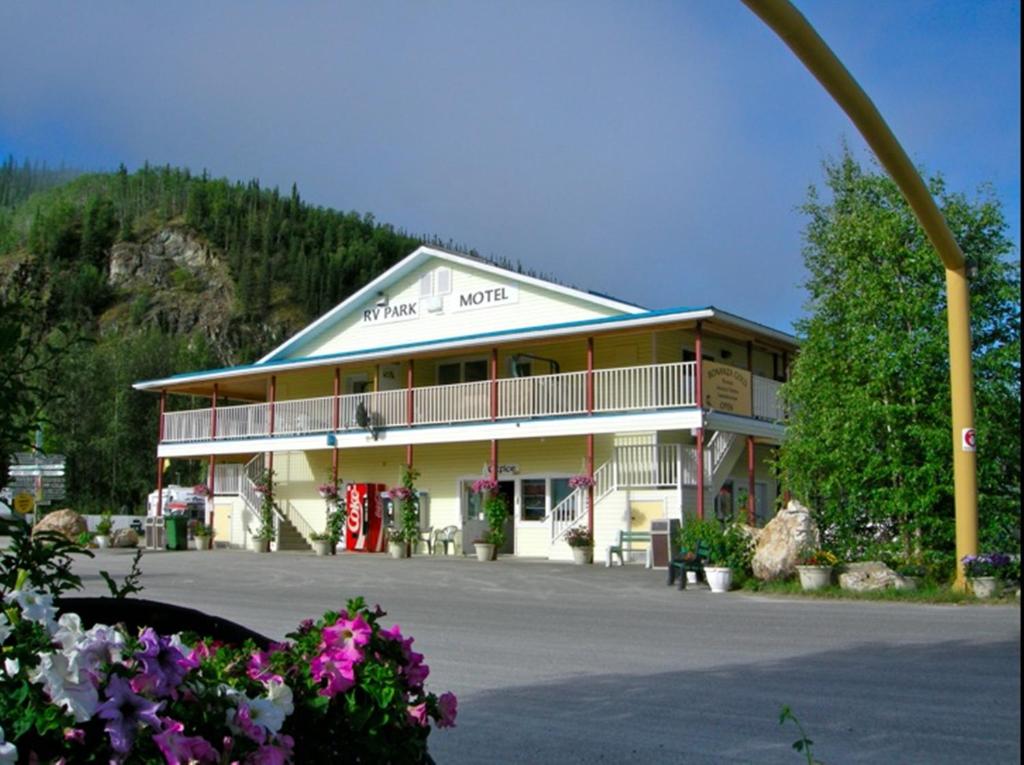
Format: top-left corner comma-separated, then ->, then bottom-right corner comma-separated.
138,305 -> 711,387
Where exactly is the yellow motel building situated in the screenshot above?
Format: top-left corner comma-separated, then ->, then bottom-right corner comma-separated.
134,246 -> 796,561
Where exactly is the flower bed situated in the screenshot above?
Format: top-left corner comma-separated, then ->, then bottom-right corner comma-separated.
0,521 -> 456,763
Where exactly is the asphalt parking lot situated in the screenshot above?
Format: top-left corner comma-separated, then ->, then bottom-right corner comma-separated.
66,548 -> 1020,764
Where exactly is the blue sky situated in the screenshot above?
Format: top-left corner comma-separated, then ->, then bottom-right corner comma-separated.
1,1 -> 1019,332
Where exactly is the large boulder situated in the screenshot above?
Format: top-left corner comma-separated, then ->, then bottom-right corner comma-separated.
839,561 -> 915,592
751,500 -> 820,581
111,528 -> 141,548
32,509 -> 88,542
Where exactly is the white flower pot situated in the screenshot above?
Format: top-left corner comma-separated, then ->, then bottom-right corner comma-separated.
252,538 -> 271,553
94,535 -> 110,549
571,547 -> 593,565
474,543 -> 495,562
970,576 -> 1001,599
796,565 -> 833,591
389,541 -> 408,559
193,536 -> 212,550
705,566 -> 733,593
312,539 -> 331,557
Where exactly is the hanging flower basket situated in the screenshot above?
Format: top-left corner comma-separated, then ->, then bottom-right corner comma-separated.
317,483 -> 339,500
568,474 -> 595,490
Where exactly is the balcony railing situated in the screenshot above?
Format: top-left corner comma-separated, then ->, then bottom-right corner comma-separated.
161,361 -> 784,444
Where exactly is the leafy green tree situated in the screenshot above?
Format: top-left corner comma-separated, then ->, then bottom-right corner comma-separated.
779,150 -> 1020,566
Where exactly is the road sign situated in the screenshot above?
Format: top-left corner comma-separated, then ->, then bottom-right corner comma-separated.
961,428 -> 976,452
13,492 -> 35,514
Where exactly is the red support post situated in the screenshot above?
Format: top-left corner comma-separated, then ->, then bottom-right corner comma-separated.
747,436 -> 756,526
331,368 -> 340,486
267,376 -> 276,479
155,390 -> 166,517
209,383 -> 218,531
490,347 -> 498,421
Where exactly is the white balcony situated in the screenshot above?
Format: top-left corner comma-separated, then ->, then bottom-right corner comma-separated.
161,361 -> 784,445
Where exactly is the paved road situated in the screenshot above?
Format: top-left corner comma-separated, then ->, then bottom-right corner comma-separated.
68,548 -> 1019,764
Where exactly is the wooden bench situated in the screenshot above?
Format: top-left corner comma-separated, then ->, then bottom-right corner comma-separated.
667,542 -> 711,589
605,530 -> 653,568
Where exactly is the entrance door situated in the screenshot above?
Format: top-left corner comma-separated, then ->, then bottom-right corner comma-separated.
461,479 -> 514,555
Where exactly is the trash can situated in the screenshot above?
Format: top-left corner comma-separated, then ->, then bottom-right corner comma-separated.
164,515 -> 187,551
650,518 -> 680,569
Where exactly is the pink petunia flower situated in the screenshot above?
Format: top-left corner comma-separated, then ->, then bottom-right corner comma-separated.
437,692 -> 458,728
407,703 -> 429,727
310,649 -> 356,698
153,718 -> 219,764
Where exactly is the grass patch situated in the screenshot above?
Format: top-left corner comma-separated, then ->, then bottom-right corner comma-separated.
740,578 -> 1019,605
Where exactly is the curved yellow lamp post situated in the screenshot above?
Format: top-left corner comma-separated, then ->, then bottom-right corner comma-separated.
742,0 -> 978,588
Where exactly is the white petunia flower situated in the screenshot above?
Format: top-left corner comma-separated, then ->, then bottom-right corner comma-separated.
1,658 -> 19,678
247,680 -> 294,735
53,612 -> 84,649
71,624 -> 125,676
0,724 -> 19,764
27,652 -> 98,723
4,586 -> 56,630
0,612 -> 12,645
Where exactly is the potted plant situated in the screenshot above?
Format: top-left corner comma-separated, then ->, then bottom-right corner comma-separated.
674,516 -> 723,584
470,477 -> 506,561
568,474 -> 595,491
252,472 -> 276,553
390,467 -> 422,557
317,482 -> 339,501
564,526 -> 594,565
94,511 -> 113,549
795,547 -> 838,591
387,527 -> 409,559
192,522 -> 213,550
327,504 -> 345,555
309,530 -> 332,557
962,553 -> 1012,598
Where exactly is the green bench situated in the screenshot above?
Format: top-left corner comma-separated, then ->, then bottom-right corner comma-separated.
667,541 -> 711,589
605,530 -> 653,568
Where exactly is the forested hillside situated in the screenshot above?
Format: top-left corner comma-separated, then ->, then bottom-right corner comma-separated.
0,160 -> 480,512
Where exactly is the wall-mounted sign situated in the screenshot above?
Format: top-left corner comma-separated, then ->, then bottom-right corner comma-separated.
453,284 -> 518,312
702,362 -> 752,416
483,463 -> 520,477
13,492 -> 35,514
360,302 -> 419,325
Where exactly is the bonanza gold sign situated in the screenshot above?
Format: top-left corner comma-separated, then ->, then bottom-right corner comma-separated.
702,362 -> 752,416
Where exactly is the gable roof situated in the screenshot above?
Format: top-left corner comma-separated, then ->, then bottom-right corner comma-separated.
258,245 -> 646,363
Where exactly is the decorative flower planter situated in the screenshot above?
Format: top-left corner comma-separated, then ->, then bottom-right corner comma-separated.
571,547 -> 593,565
705,566 -> 733,593
193,536 -> 212,551
796,565 -> 833,591
312,539 -> 331,557
389,541 -> 408,559
252,538 -> 271,553
94,535 -> 110,549
970,576 -> 1001,599
474,543 -> 495,562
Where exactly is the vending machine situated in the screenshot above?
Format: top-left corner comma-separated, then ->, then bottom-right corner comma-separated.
345,483 -> 387,552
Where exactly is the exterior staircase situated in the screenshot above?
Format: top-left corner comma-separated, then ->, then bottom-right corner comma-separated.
275,514 -> 312,551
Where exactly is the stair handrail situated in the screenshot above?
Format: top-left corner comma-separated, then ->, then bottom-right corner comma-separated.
550,489 -> 587,542
704,431 -> 738,480
282,498 -> 318,544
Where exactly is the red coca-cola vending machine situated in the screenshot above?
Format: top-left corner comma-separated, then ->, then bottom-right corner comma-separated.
345,483 -> 387,552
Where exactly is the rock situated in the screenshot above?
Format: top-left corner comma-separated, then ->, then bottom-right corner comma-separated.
751,500 -> 820,581
111,528 -> 140,548
32,509 -> 88,542
839,561 -> 915,592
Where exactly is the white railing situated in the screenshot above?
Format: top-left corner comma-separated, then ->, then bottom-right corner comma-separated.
216,402 -> 270,439
240,454 -> 265,515
414,380 -> 490,424
704,431 -> 738,481
550,489 -> 586,541
593,461 -> 615,502
213,463 -> 243,494
498,371 -> 588,419
753,376 -> 785,421
273,396 -> 334,436
159,361 -> 711,444
614,444 -> 680,488
163,408 -> 213,443
593,361 -> 696,412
